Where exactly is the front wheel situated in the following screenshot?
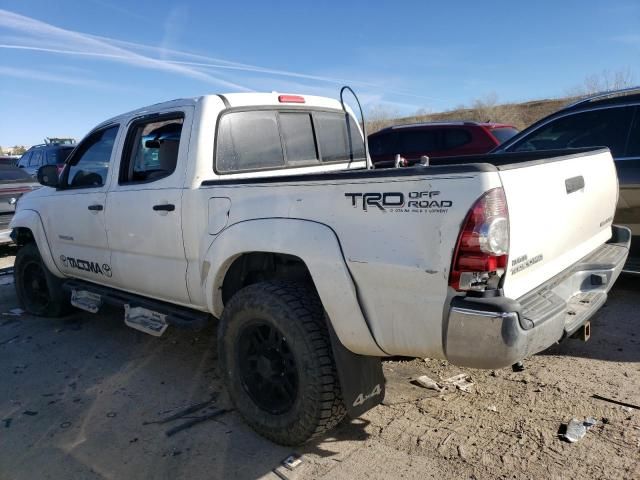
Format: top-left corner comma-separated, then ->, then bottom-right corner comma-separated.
218,281 -> 346,445
14,243 -> 70,317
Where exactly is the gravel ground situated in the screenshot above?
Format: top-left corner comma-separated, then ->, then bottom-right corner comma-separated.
0,260 -> 638,480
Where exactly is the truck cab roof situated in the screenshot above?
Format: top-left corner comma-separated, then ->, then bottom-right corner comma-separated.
95,93 -> 348,131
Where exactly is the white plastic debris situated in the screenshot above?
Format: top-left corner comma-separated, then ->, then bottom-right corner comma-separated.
282,454 -> 302,471
443,373 -> 474,392
563,417 -> 599,443
488,405 -> 498,412
414,375 -> 443,392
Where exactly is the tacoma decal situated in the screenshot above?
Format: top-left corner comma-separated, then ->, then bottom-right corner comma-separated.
60,255 -> 112,278
345,191 -> 452,213
510,254 -> 543,275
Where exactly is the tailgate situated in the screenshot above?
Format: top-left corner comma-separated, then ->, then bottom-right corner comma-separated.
499,149 -> 618,299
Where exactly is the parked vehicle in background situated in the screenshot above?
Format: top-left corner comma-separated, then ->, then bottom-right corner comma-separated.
0,155 -> 19,166
494,87 -> 640,272
10,92 -> 629,446
368,121 -> 518,168
17,142 -> 76,177
0,166 -> 39,245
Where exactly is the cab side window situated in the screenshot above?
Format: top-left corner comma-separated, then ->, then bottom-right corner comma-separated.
65,125 -> 118,189
443,129 -> 472,149
397,129 -> 438,153
120,115 -> 184,184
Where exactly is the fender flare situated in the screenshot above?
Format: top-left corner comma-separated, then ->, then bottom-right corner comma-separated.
10,209 -> 64,278
203,218 -> 386,356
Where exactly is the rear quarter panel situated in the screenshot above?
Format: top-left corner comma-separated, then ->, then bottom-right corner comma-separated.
187,170 -> 501,357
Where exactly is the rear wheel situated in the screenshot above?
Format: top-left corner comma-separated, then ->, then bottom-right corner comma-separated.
14,243 -> 70,317
218,281 -> 346,445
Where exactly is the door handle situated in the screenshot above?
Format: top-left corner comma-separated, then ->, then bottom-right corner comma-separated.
88,204 -> 104,211
153,204 -> 175,212
565,176 -> 585,194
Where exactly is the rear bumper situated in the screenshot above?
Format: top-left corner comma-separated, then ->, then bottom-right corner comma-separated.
444,225 -> 631,369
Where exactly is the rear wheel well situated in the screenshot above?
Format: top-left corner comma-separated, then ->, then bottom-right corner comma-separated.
221,252 -> 313,305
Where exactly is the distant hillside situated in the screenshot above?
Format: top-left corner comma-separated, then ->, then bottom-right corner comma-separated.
366,96 -> 579,134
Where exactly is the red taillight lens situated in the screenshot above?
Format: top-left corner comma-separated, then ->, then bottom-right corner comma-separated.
449,187 -> 509,291
278,95 -> 305,103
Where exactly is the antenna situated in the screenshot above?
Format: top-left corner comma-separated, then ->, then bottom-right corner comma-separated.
340,86 -> 372,170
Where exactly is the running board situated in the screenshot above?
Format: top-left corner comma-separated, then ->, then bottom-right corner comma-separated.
63,280 -> 211,334
124,305 -> 168,337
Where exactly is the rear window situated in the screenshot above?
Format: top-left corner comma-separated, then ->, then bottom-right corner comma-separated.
314,112 -> 365,163
279,113 -> 318,164
46,147 -> 75,165
216,110 -> 365,173
217,111 -> 285,172
490,127 -> 519,144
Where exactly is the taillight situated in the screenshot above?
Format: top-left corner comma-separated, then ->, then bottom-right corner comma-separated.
449,187 -> 509,291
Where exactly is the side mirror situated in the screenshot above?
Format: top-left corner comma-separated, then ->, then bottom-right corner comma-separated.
37,165 -> 59,187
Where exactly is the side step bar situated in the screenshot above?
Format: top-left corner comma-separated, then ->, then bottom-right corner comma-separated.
63,280 -> 211,332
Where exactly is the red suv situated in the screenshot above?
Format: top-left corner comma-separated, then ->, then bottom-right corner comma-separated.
368,121 -> 518,168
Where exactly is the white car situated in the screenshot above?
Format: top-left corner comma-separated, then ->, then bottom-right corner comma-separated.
10,92 -> 630,445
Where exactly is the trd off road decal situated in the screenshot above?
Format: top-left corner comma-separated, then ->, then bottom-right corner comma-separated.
345,191 -> 452,213
60,255 -> 112,278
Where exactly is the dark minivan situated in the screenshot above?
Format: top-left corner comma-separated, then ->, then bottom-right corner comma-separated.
494,87 -> 640,272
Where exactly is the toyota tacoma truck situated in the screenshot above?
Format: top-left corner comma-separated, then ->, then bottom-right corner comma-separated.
10,91 -> 630,445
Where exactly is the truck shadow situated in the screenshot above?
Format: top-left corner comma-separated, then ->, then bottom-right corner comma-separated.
0,286 -> 370,479
540,273 -> 640,363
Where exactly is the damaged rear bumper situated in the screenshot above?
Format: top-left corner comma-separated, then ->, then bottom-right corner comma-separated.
444,225 -> 631,369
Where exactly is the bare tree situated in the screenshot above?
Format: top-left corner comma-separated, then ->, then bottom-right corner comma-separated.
567,68 -> 636,97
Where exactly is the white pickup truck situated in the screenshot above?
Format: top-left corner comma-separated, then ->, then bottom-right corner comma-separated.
10,92 -> 630,445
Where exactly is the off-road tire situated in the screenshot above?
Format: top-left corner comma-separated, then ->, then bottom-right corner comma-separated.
14,243 -> 70,317
218,281 -> 346,445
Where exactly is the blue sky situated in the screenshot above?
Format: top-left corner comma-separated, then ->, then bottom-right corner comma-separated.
0,0 -> 639,146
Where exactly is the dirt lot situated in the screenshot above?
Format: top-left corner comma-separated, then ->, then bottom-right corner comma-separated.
0,249 -> 638,479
